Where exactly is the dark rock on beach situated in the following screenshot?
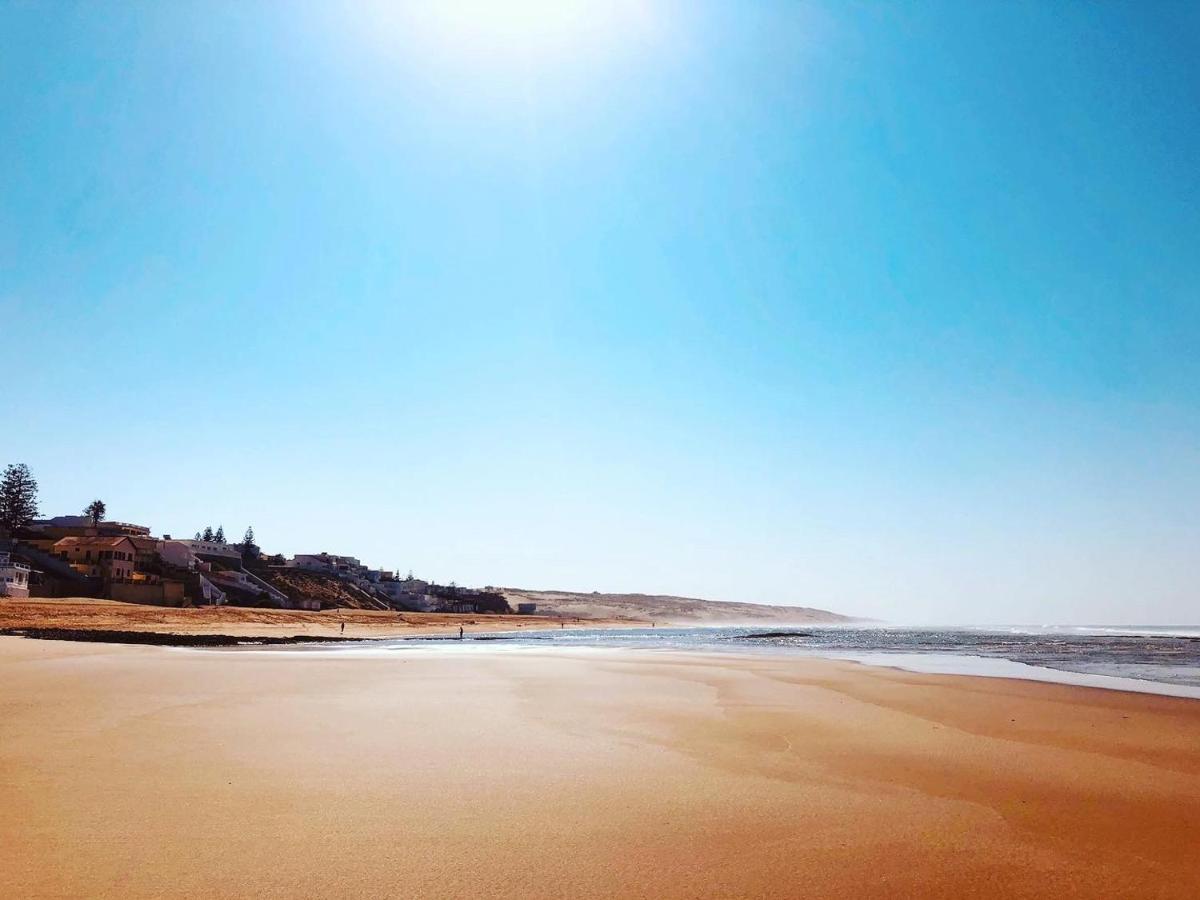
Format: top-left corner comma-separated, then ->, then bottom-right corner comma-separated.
0,627 -> 360,648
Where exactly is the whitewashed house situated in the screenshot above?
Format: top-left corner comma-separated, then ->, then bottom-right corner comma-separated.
0,551 -> 32,598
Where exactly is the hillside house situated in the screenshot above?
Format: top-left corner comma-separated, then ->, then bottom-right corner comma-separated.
373,576 -> 436,609
53,536 -> 138,581
0,551 -> 31,598
174,538 -> 242,562
127,536 -> 163,573
160,539 -> 204,571
376,580 -> 431,609
30,516 -> 152,539
289,553 -> 365,577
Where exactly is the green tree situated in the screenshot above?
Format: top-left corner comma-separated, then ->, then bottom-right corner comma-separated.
241,526 -> 259,560
202,526 -> 214,541
214,525 -> 225,543
0,463 -> 39,535
83,499 -> 107,527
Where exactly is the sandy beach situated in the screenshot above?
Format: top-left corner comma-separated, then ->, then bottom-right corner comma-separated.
2,636 -> 1198,898
0,597 -> 620,641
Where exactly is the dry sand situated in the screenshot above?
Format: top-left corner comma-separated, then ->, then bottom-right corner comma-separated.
2,636 -> 1198,899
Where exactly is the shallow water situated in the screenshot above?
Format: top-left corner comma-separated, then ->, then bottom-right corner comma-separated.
280,623 -> 1200,699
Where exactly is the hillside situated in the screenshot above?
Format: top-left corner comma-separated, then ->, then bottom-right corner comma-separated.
499,589 -> 858,625
258,569 -> 390,611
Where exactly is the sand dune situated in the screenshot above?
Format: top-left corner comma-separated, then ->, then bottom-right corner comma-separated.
501,587 -> 858,624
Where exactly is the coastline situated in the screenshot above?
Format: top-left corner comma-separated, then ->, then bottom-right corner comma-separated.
4,599 -> 1198,700
3,637 -> 1199,898
0,596 -> 636,642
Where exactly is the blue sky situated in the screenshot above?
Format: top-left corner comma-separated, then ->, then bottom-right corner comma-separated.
3,1 -> 1198,623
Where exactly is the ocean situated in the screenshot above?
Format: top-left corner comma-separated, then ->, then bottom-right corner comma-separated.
277,623 -> 1200,699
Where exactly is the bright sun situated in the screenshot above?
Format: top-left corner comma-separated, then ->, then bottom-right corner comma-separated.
361,0 -> 656,68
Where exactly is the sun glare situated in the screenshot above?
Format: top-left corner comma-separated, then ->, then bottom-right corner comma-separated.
362,0 -> 657,68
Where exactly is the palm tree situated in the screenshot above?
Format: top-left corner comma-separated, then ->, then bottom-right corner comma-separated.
83,499 -> 107,527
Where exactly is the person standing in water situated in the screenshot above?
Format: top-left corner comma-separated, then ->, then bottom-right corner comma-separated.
459,625 -> 464,640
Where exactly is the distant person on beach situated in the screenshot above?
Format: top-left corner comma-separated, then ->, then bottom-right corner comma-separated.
459,626 -> 464,640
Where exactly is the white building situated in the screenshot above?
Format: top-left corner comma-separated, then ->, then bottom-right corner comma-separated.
289,553 -> 363,574
0,551 -> 32,598
375,579 -> 436,610
172,539 -> 242,561
159,540 -> 201,571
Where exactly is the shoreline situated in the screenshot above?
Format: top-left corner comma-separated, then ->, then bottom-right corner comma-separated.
210,639 -> 1200,703
826,648 -> 1200,701
3,636 -> 1198,898
4,599 -> 1199,701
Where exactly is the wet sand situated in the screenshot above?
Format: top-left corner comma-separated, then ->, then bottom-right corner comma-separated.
2,637 -> 1198,898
